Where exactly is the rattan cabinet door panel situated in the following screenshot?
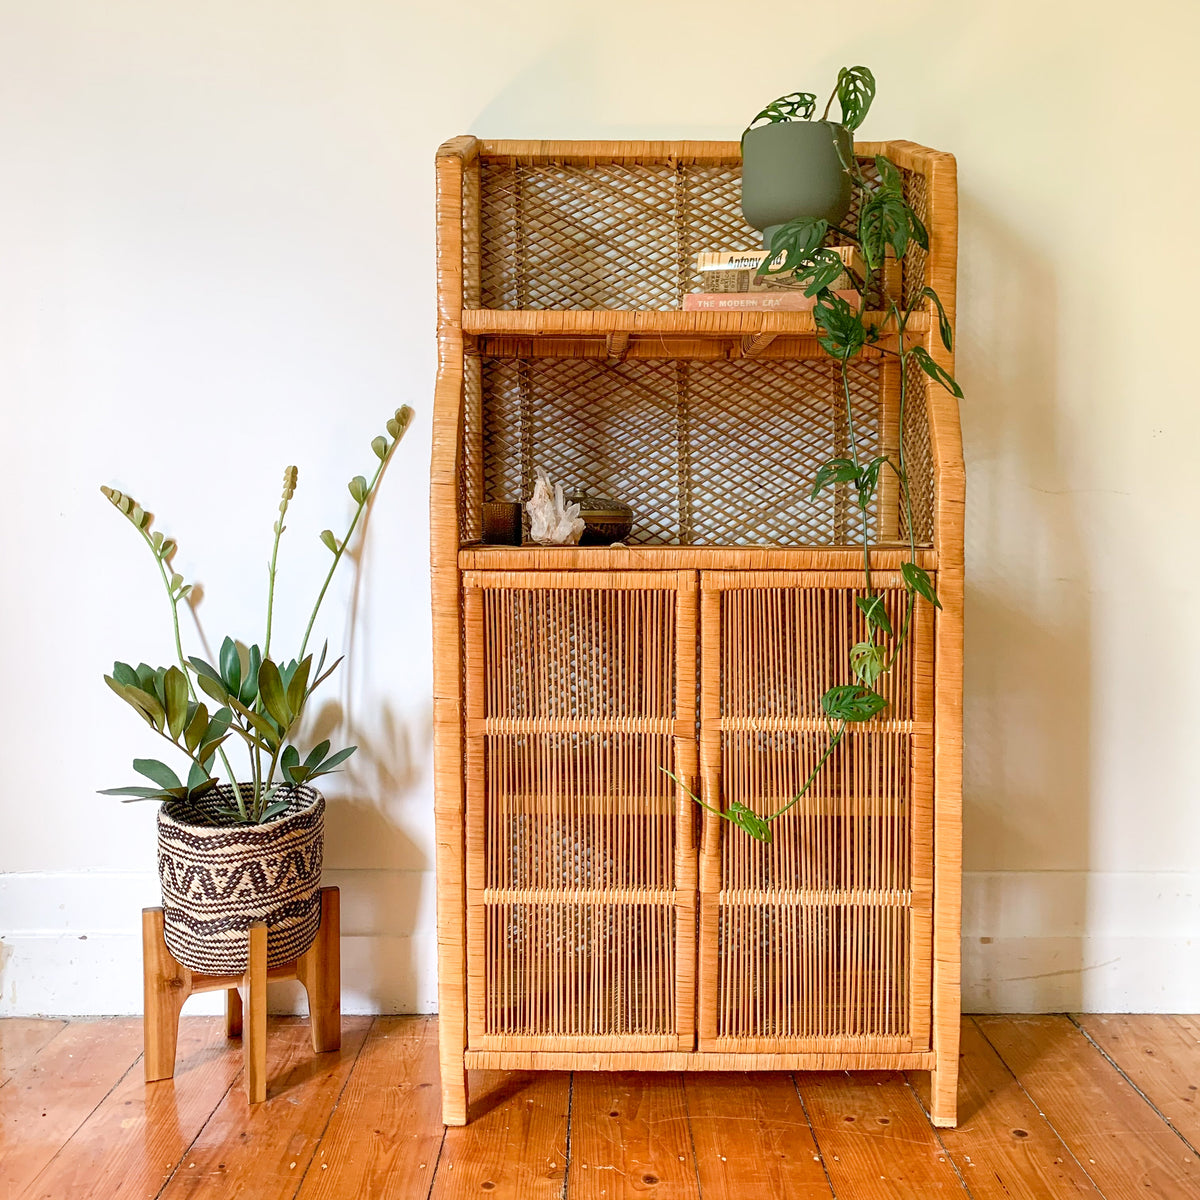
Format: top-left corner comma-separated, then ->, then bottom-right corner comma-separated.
697,571 -> 934,1054
462,570 -> 697,1052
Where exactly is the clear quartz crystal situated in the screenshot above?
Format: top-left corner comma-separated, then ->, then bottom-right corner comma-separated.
527,467 -> 585,545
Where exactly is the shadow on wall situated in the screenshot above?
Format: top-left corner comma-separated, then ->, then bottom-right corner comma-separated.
959,190 -> 1093,1012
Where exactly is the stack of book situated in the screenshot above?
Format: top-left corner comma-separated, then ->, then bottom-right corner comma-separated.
683,246 -> 860,312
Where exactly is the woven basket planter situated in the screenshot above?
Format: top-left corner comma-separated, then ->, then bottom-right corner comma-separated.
156,784 -> 324,974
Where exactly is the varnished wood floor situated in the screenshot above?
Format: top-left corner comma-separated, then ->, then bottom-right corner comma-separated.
2,1015 -> 1199,1198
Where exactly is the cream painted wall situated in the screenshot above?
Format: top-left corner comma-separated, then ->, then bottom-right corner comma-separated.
2,0 -> 1197,1014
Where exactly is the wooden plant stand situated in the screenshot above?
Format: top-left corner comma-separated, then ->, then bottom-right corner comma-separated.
142,886 -> 341,1103
432,138 -> 963,1126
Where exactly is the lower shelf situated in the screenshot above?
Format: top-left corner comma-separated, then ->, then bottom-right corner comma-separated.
464,1048 -> 936,1071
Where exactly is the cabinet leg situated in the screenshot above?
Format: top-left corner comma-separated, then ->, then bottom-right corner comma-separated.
441,1065 -> 469,1126
142,907 -> 189,1083
296,887 -> 341,1054
225,987 -> 243,1038
243,921 -> 268,1103
929,1063 -> 959,1127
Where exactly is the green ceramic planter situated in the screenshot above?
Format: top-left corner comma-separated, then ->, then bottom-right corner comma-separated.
741,121 -> 853,248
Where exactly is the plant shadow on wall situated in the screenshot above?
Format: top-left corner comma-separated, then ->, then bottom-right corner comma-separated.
98,405 -> 425,1008
958,195 -> 1092,1012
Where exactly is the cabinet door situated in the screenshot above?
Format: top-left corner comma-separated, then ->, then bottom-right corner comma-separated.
698,571 -> 935,1053
462,570 -> 697,1052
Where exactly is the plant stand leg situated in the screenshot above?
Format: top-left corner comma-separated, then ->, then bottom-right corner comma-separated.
225,987 -> 243,1038
296,887 -> 341,1054
242,921 -> 268,1103
142,907 -> 191,1084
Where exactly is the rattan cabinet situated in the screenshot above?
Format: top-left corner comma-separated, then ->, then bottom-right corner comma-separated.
431,137 -> 963,1127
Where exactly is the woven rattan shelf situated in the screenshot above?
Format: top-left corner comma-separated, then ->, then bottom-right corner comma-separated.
432,136 -> 964,1127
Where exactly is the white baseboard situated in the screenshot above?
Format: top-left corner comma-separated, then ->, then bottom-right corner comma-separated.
2,869 -> 1196,1016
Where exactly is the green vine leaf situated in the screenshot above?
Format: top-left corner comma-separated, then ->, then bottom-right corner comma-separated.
760,218 -> 829,277
348,475 -> 368,504
724,801 -> 773,844
319,529 -> 339,554
747,91 -> 817,130
855,456 -> 888,510
922,287 -> 954,352
856,594 -> 894,637
835,66 -> 876,131
810,457 -> 859,499
909,346 -> 964,398
814,290 -> 866,360
850,641 -> 887,687
902,561 -> 942,609
822,683 -> 888,723
795,247 -> 851,297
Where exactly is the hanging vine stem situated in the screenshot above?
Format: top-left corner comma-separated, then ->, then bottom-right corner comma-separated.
670,131 -> 962,843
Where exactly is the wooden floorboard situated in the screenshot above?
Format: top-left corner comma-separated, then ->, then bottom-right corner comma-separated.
0,1020 -> 68,1088
154,1016 -> 371,1200
909,1018 -> 1102,1198
567,1071 -> 699,1200
1072,1013 -> 1200,1150
4,1013 -> 1200,1197
431,1071 -> 568,1199
683,1072 -> 832,1199
796,1069 -> 968,1198
18,1017 -> 242,1200
0,1018 -> 143,1200
295,1016 -> 445,1200
977,1014 -> 1200,1200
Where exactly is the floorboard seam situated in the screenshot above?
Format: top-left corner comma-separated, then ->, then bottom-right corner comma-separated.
971,1016 -> 1110,1199
902,1072 -> 976,1198
790,1073 -> 838,1200
289,1014 -> 376,1200
560,1071 -> 574,1200
678,1073 -> 705,1199
1067,1014 -> 1200,1158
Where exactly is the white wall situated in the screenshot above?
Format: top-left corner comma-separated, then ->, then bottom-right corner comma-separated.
2,0 -> 1197,1015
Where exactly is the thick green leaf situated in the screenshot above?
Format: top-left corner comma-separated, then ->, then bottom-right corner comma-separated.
185,761 -> 209,792
219,636 -> 241,695
874,154 -> 903,195
280,744 -> 300,777
183,702 -> 209,754
133,758 -> 183,791
195,672 -> 231,707
747,91 -> 817,129
909,346 -> 964,398
307,745 -> 357,778
810,457 -> 859,500
850,640 -> 887,686
901,561 -> 942,609
856,593 -> 894,637
257,658 -> 291,729
921,286 -> 954,352
227,695 -> 281,751
319,529 -> 338,554
112,661 -> 138,688
371,435 -> 388,461
163,666 -> 189,740
835,65 -> 875,131
822,683 -> 889,723
188,655 -> 223,684
98,785 -> 170,799
348,475 -> 368,504
286,655 -> 312,718
240,644 -> 261,707
258,799 -> 291,823
104,676 -> 163,729
303,739 -> 331,771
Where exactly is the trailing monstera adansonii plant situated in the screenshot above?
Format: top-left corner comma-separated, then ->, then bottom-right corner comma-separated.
672,73 -> 963,843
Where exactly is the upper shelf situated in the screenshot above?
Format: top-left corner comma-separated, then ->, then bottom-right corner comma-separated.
461,309 -> 930,337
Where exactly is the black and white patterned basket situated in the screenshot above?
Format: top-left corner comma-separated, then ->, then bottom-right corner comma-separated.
156,784 -> 324,974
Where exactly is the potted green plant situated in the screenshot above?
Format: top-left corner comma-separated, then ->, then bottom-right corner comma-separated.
740,66 -> 874,247
674,75 -> 963,843
99,406 -> 413,973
